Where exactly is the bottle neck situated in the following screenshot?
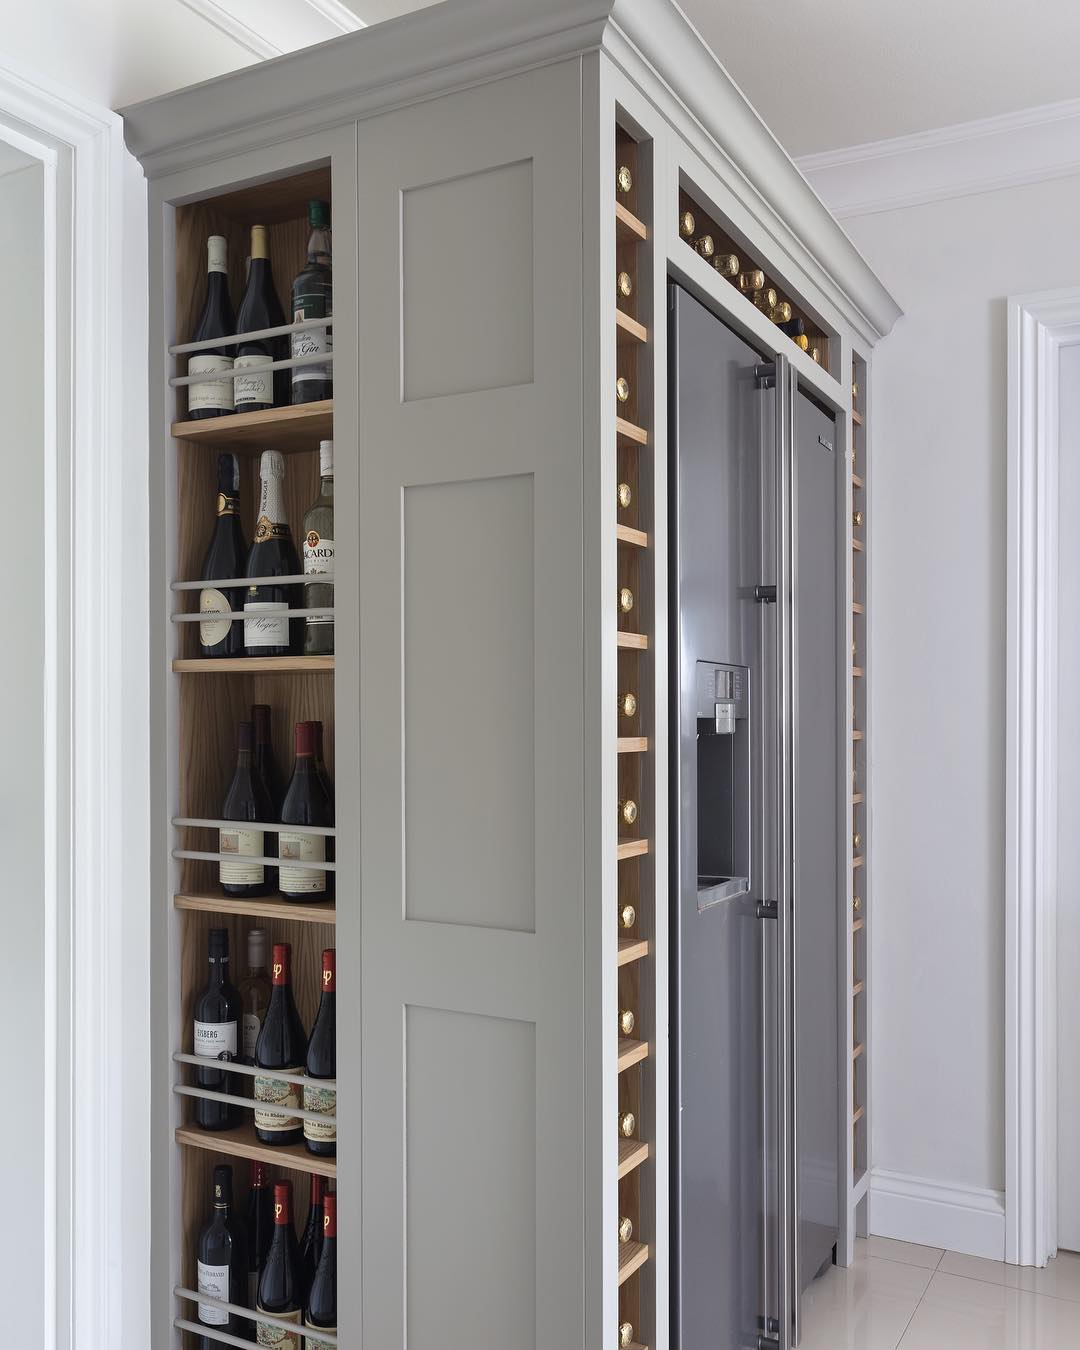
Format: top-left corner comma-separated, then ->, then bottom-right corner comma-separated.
257,471 -> 287,527
208,955 -> 228,986
306,226 -> 331,266
318,474 -> 334,502
248,256 -> 273,289
216,491 -> 239,518
293,752 -> 318,776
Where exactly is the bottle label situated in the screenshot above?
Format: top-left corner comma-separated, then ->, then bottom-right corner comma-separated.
219,827 -> 265,885
292,294 -> 332,385
304,1325 -> 336,1350
234,353 -> 274,409
254,1072 -> 302,1131
197,1259 -> 230,1326
242,1011 -> 263,1062
278,832 -> 327,894
256,1307 -> 302,1350
302,1082 -> 337,1143
199,588 -> 233,649
245,601 -> 289,649
303,534 -> 334,626
188,354 -> 235,414
194,1020 -> 238,1059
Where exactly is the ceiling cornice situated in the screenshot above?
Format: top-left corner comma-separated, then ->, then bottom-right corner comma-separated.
799,97 -> 1080,219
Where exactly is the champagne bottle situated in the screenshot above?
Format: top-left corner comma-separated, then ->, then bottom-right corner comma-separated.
618,1215 -> 633,1244
619,1008 -> 635,1037
616,164 -> 633,195
691,233 -> 715,259
679,210 -> 695,239
770,301 -> 793,324
713,252 -> 739,278
619,1322 -> 635,1349
619,799 -> 637,827
620,903 -> 636,930
619,587 -> 634,615
187,235 -> 236,421
302,440 -> 335,656
616,376 -> 630,404
279,721 -> 334,901
253,943 -> 308,1146
244,450 -> 301,657
194,928 -> 240,1131
256,1181 -> 304,1349
304,1191 -> 337,1350
220,721 -> 274,898
617,482 -> 632,510
617,270 -> 633,300
298,1174 -> 325,1298
618,1110 -> 636,1138
239,928 -> 272,1065
245,1161 -> 274,1310
304,948 -> 336,1156
738,269 -> 765,294
619,692 -> 637,718
291,200 -> 333,405
196,1164 -> 248,1349
234,224 -> 287,413
199,454 -> 247,658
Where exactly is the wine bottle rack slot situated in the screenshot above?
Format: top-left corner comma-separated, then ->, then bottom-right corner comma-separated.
617,937 -> 649,967
174,1289 -> 339,1347
617,737 -> 649,753
616,416 -> 649,446
616,632 -> 649,651
616,837 -> 649,861
616,524 -> 649,548
175,1122 -> 336,1178
618,1137 -> 649,1179
174,891 -> 336,924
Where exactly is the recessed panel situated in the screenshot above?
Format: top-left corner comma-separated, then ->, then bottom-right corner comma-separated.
402,158 -> 534,400
403,474 -> 535,930
405,1005 -> 537,1349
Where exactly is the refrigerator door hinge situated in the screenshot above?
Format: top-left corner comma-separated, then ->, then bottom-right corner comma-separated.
756,900 -> 778,920
753,584 -> 777,604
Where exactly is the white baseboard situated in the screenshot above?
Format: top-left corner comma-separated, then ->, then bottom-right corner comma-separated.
869,1168 -> 1006,1261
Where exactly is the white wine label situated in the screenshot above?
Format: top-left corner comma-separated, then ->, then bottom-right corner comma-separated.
219,827 -> 265,885
278,832 -> 327,894
194,1020 -> 238,1059
302,1082 -> 337,1143
303,533 -> 334,576
199,587 -> 233,648
197,1259 -> 230,1326
256,1306 -> 302,1350
254,1072 -> 302,1131
234,353 -> 274,409
304,1326 -> 337,1350
188,354 -> 234,414
292,298 -> 332,384
245,601 -> 289,649
242,1011 -> 263,1062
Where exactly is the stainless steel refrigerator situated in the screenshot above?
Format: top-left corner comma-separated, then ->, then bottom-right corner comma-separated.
669,284 -> 841,1350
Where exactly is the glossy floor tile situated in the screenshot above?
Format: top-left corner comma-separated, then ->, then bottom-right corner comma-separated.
897,1270 -> 1080,1349
797,1248 -> 933,1350
862,1236 -> 945,1271
938,1247 -> 1080,1303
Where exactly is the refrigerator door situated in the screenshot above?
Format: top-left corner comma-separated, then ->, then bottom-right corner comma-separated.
669,284 -> 775,1350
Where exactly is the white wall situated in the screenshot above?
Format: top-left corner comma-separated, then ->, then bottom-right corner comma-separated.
0,152 -> 46,1346
836,170 -> 1080,1239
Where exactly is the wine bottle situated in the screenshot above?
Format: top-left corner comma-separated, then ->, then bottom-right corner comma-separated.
738,268 -> 766,294
291,200 -> 333,405
253,943 -> 308,1146
617,270 -> 633,300
196,1164 -> 248,1349
619,1008 -> 635,1037
245,1161 -> 274,1311
312,720 -> 334,809
234,224 -> 287,414
617,481 -> 632,510
779,316 -> 807,339
616,164 -> 633,195
302,441 -> 335,656
199,454 -> 247,658
618,1215 -> 633,1244
244,450 -> 301,657
239,928 -> 272,1065
304,948 -> 336,1156
713,252 -> 740,278
220,721 -> 274,898
619,798 -> 638,826
619,587 -> 634,615
304,1191 -> 337,1350
691,233 -> 715,259
256,1180 -> 304,1349
279,721 -> 334,902
679,210 -> 695,239
193,928 -> 240,1131
618,1110 -> 636,1138
298,1174 -> 325,1298
619,1322 -> 635,1349
252,705 -> 284,812
620,903 -> 636,929
187,235 -> 236,421
619,691 -> 637,718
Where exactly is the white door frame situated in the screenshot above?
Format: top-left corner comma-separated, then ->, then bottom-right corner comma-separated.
1005,286 -> 1080,1267
0,58 -> 149,1349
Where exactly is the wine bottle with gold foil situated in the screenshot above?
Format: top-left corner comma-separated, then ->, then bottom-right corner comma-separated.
713,252 -> 740,278
619,1323 -> 635,1350
618,1110 -> 636,1138
619,798 -> 638,828
616,164 -> 633,196
617,270 -> 633,300
618,1215 -> 634,1244
619,587 -> 634,616
619,1008 -> 635,1037
679,210 -> 696,239
620,903 -> 636,930
617,482 -> 632,511
234,224 -> 287,413
691,233 -> 715,259
199,453 -> 247,658
619,691 -> 637,718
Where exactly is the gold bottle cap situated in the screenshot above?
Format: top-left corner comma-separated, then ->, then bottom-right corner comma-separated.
852,381 -> 860,400
853,510 -> 864,528
693,234 -> 715,259
619,691 -> 637,718
619,1322 -> 634,1350
616,376 -> 631,403
620,798 -> 638,826
853,832 -> 862,850
617,270 -> 633,299
795,333 -> 810,352
617,164 -> 633,195
771,302 -> 793,324
617,482 -> 632,510
680,210 -> 696,238
853,895 -> 862,912
739,269 -> 766,293
618,1215 -> 634,1244
618,1110 -> 636,1137
620,903 -> 636,929
714,253 -> 740,278
619,587 -> 634,614
810,346 -> 821,364
619,1008 -> 635,1037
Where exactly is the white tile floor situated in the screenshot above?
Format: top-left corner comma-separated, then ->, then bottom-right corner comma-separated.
798,1237 -> 1080,1349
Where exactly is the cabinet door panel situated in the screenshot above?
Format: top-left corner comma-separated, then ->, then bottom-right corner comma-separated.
356,58 -> 585,1350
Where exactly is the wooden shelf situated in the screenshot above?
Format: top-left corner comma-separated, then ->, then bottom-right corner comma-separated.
852,473 -> 864,489
172,655 -> 334,674
618,1038 -> 649,1073
852,666 -> 864,677
851,410 -> 864,426
853,917 -> 865,933
616,416 -> 648,446
171,399 -> 333,452
175,1120 -> 336,1178
616,523 -> 649,548
615,308 -> 648,345
617,837 -> 649,861
618,1137 -> 649,1179
852,792 -> 865,804
175,891 -> 336,925
618,1240 -> 649,1285
853,855 -> 865,870
852,729 -> 864,741
615,201 -> 648,242
852,538 -> 864,552
852,1104 -> 865,1124
852,601 -> 865,615
853,978 -> 865,995
853,1041 -> 865,1060
618,936 -> 649,967
616,631 -> 649,651
618,736 -> 649,754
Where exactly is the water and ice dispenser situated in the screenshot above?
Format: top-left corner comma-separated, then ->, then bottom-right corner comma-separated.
695,660 -> 751,909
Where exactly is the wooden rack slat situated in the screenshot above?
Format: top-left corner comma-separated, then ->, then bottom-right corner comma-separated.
617,736 -> 649,754
616,523 -> 649,548
618,1038 -> 649,1073
617,936 -> 649,967
616,416 -> 648,446
175,1121 -> 336,1178
853,1104 -> 865,1123
171,399 -> 333,451
853,917 -> 865,933
852,730 -> 864,741
852,601 -> 865,615
172,656 -> 334,674
852,666 -> 864,677
852,473 -> 864,489
852,538 -> 864,552
616,631 -> 649,650
174,892 -> 336,925
618,1137 -> 649,1179
617,837 -> 649,861
853,855 -> 865,869
615,309 -> 648,345
618,1240 -> 649,1285
851,410 -> 863,426
853,978 -> 865,995
853,1042 -> 865,1060
615,201 -> 648,242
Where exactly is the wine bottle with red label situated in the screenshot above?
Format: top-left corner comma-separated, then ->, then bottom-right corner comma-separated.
253,943 -> 307,1146
194,928 -> 240,1130
279,721 -> 334,901
298,1174 -> 325,1299
220,721 -> 275,898
304,1191 -> 337,1350
256,1180 -> 304,1349
304,948 -> 336,1156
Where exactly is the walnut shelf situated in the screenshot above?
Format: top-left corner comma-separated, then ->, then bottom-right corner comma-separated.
171,399 -> 333,451
617,837 -> 649,861
615,309 -> 648,345
618,1240 -> 649,1285
616,416 -> 648,447
618,1137 -> 649,1179
175,1120 -> 336,1179
616,523 -> 649,548
616,631 -> 649,651
615,201 -> 648,242
617,736 -> 649,754
618,1038 -> 649,1073
617,937 -> 649,967
174,892 -> 336,925
172,656 -> 334,674
853,979 -> 865,996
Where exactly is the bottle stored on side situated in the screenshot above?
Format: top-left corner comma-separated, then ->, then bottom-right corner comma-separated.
302,440 -> 335,656
220,721 -> 275,898
244,450 -> 301,657
234,224 -> 287,413
256,1180 -> 304,1349
199,453 -> 247,658
304,948 -> 336,1156
196,1164 -> 248,1350
253,942 -> 308,1146
304,1191 -> 337,1350
279,721 -> 334,901
291,200 -> 333,405
238,927 -> 272,1066
194,928 -> 240,1131
298,1174 -> 326,1299
187,235 -> 236,421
